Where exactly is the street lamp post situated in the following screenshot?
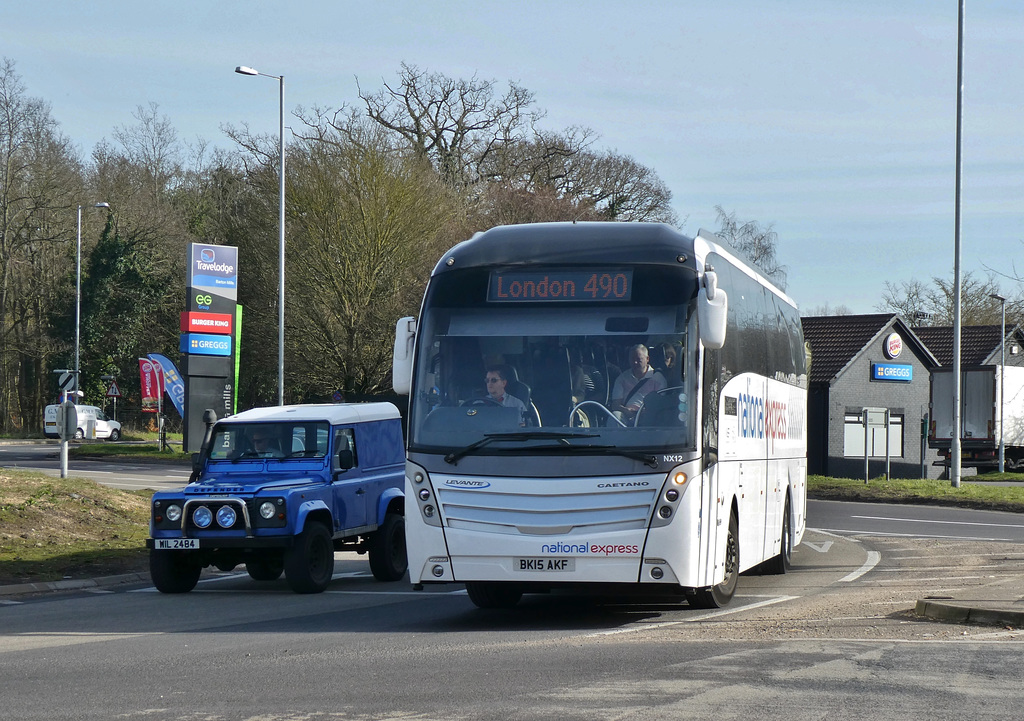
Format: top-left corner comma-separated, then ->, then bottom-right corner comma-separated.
235,65 -> 286,406
990,293 -> 1007,473
75,202 -> 110,399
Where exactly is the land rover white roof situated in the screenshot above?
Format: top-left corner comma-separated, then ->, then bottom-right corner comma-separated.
219,402 -> 400,425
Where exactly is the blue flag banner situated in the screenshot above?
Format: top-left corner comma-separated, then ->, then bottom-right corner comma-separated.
148,353 -> 186,417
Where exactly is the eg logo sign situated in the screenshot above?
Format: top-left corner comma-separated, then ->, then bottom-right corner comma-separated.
195,294 -> 213,310
201,248 -> 215,263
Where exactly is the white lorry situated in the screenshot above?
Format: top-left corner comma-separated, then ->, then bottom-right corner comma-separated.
929,366 -> 1024,471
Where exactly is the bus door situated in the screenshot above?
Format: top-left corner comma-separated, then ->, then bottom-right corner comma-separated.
702,463 -> 722,588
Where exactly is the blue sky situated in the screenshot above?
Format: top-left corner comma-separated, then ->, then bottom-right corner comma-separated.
4,1 -> 1022,314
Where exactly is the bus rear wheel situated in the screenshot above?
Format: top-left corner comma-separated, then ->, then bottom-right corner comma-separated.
690,512 -> 739,609
465,582 -> 523,609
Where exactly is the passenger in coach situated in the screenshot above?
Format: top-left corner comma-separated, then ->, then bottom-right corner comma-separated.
611,344 -> 666,423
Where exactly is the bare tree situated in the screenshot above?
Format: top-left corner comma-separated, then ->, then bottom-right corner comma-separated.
359,63 -> 540,188
802,302 -> 854,317
714,206 -> 788,290
875,271 -> 1019,326
360,64 -> 677,225
875,279 -> 931,322
0,58 -> 83,431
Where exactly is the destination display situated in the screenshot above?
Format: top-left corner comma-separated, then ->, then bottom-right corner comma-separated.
488,269 -> 633,302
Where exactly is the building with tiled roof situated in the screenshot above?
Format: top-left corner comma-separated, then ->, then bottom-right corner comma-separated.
801,314 -> 939,479
911,325 -> 1014,367
801,314 -> 1024,478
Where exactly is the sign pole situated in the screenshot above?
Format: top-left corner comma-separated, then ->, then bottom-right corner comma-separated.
60,438 -> 69,478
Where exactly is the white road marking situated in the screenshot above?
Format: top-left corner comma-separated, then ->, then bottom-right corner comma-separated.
803,541 -> 834,553
838,550 -> 881,582
585,595 -> 798,637
852,514 -> 1024,529
807,528 -> 861,542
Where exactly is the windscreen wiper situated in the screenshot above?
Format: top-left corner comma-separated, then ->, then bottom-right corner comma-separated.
444,430 -> 598,465
574,445 -> 659,469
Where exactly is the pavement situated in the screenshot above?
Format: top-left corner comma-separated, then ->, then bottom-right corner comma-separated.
0,572 -> 151,599
913,587 -> 1024,627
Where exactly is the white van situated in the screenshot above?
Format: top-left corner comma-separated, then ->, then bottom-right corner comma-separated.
43,404 -> 122,441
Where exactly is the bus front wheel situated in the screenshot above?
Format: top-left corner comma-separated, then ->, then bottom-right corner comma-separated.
690,512 -> 739,609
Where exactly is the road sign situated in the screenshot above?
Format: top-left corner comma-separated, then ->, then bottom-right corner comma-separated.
56,400 -> 78,441
58,371 -> 75,391
106,380 -> 122,398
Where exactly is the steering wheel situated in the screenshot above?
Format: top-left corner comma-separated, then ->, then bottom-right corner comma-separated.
461,397 -> 503,407
569,401 -> 627,428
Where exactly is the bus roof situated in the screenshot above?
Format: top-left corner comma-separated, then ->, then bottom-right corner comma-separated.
435,222 -> 698,274
434,221 -> 796,309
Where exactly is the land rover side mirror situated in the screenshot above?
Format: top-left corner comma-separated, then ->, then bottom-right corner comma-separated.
333,449 -> 355,473
697,269 -> 728,350
392,316 -> 417,395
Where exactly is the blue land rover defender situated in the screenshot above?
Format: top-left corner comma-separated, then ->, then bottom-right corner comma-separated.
147,403 -> 407,593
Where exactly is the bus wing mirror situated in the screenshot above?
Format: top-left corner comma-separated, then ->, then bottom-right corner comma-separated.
392,316 -> 417,395
698,272 -> 727,350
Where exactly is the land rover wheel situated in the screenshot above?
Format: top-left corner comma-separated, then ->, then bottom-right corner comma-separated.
284,521 -> 334,593
246,554 -> 284,581
150,549 -> 201,593
465,582 -> 523,609
368,513 -> 407,582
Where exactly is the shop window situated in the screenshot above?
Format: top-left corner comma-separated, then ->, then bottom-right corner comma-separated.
843,413 -> 904,457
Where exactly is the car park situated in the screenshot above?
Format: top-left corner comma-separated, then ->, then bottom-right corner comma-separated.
146,402 -> 407,594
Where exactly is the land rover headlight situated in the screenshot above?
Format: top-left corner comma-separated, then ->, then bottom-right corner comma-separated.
216,505 -> 237,528
259,501 -> 276,520
193,505 -> 213,529
166,504 -> 182,522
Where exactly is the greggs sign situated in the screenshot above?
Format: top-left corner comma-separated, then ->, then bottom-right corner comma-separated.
181,311 -> 233,335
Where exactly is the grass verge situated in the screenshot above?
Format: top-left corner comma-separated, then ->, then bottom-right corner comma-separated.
70,442 -> 191,462
808,473 -> 1024,513
0,469 -> 152,585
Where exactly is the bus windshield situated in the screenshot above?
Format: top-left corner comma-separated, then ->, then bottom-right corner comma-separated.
407,302 -> 699,455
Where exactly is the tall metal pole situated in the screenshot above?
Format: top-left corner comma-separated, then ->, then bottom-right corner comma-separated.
277,74 -> 286,406
235,66 -> 286,405
990,293 -> 1006,472
74,205 -> 82,397
951,0 -> 965,488
999,299 -> 1005,472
